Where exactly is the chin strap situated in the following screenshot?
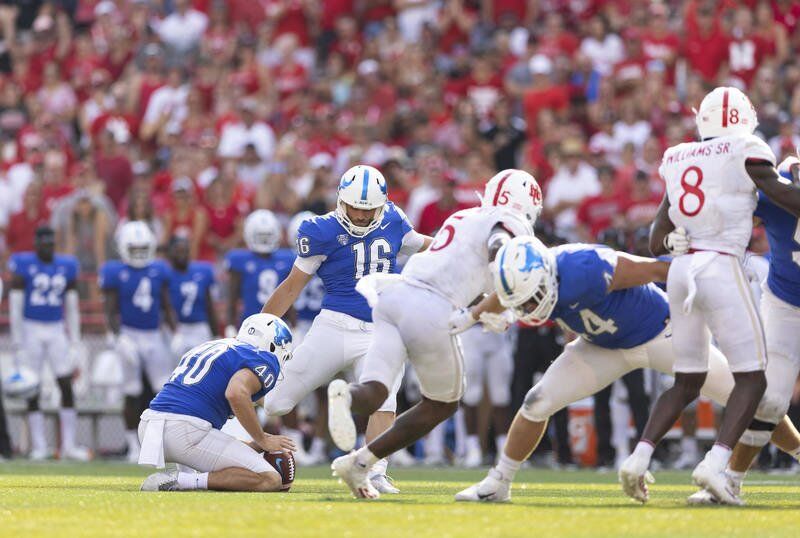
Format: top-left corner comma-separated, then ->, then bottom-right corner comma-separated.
65,289 -> 81,344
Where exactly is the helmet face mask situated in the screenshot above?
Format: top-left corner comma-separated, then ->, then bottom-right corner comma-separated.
118,221 -> 156,268
244,210 -> 281,254
335,165 -> 388,237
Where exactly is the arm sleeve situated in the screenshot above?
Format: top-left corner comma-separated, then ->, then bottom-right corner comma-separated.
97,263 -> 116,290
294,255 -> 324,275
400,229 -> 426,255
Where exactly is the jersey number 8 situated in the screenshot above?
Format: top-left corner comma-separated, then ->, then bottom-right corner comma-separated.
678,166 -> 705,217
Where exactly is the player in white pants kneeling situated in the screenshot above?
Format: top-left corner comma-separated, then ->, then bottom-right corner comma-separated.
139,314 -> 296,492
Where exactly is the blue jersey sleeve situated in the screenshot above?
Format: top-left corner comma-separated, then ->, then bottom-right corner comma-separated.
296,218 -> 330,259
240,350 -> 280,398
388,202 -> 414,236
558,245 -> 617,307
98,261 -> 119,290
224,250 -> 247,274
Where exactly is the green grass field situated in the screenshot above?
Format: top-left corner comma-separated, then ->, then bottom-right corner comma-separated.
1,462 -> 799,538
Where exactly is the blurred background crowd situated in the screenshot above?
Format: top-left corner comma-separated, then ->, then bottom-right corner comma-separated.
0,0 -> 799,469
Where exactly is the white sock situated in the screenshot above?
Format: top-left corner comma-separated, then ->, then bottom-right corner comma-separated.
355,446 -> 379,470
632,440 -> 655,462
708,442 -> 732,468
310,437 -> 326,456
495,434 -> 507,455
28,412 -> 47,452
125,430 -> 140,452
681,436 -> 699,457
466,435 -> 480,453
495,453 -> 522,482
59,408 -> 78,451
370,458 -> 388,477
177,471 -> 208,490
726,469 -> 746,487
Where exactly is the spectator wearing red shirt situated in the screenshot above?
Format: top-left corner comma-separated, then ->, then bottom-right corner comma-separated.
463,55 -> 505,119
538,13 -> 579,59
94,125 -> 134,211
728,7 -> 772,87
485,0 -> 536,27
6,182 -> 50,254
682,5 -> 729,82
641,4 -> 680,80
263,0 -> 314,47
331,16 -> 363,68
417,176 -> 472,236
623,171 -> 662,231
437,0 -> 477,54
162,176 -> 209,259
203,176 -> 245,261
522,55 -> 569,137
771,0 -> 800,35
576,165 -> 626,241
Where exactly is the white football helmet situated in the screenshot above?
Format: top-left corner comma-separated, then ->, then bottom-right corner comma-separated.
244,209 -> 281,254
494,235 -> 558,326
695,86 -> 758,140
236,313 -> 293,365
335,165 -> 388,237
117,221 -> 156,268
288,211 -> 316,248
4,366 -> 40,399
482,169 -> 543,227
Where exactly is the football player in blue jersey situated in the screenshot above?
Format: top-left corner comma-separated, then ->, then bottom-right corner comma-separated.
100,221 -> 177,462
167,236 -> 220,356
138,313 -> 297,492
261,165 -> 432,492
8,226 -> 88,461
454,236 -> 800,503
687,155 -> 800,504
224,210 -> 293,337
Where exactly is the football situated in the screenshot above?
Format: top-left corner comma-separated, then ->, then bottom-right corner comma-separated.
263,451 -> 296,491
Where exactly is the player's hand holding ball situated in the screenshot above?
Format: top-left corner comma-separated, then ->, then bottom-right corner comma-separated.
663,226 -> 690,256
257,433 -> 298,453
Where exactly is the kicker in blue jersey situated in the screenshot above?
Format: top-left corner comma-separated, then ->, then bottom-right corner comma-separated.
550,245 -> 669,348
8,252 -> 79,322
754,191 -> 800,308
150,339 -> 280,429
99,259 -> 171,330
169,262 -> 215,323
225,248 -> 293,323
295,202 -> 414,322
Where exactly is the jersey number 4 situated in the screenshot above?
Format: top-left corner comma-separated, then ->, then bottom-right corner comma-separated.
678,166 -> 705,217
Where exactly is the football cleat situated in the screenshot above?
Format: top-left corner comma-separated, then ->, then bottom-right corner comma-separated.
61,446 -> 91,462
140,471 -> 179,492
619,454 -> 655,503
687,489 -> 720,505
331,453 -> 380,499
370,473 -> 400,494
454,469 -> 511,502
327,379 -> 356,451
691,458 -> 744,506
29,448 -> 49,462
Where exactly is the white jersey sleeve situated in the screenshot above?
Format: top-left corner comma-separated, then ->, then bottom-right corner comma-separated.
740,134 -> 776,166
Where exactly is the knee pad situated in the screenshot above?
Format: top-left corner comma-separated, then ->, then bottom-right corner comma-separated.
519,385 -> 554,423
741,417 -> 776,447
263,396 -> 296,417
754,390 -> 791,426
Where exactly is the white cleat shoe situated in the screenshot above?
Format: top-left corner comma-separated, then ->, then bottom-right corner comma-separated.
29,448 -> 49,461
691,459 -> 743,506
331,453 -> 380,499
328,380 -> 356,452
126,445 -> 140,464
370,473 -> 400,494
462,446 -> 483,468
140,471 -> 179,492
454,469 -> 511,502
61,446 -> 92,462
672,451 -> 699,470
619,454 -> 655,503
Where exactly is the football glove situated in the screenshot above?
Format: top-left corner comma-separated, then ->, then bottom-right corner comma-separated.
777,155 -> 800,183
448,307 -> 477,335
663,226 -> 690,256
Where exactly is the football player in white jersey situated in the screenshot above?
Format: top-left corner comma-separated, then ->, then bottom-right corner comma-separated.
621,86 -> 800,505
326,169 -> 542,499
